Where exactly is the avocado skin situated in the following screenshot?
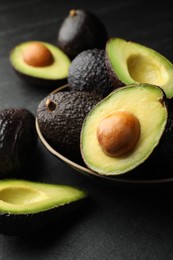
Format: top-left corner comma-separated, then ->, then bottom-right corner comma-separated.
37,89 -> 101,162
0,197 -> 87,236
57,9 -> 108,60
0,108 -> 38,177
68,49 -> 115,98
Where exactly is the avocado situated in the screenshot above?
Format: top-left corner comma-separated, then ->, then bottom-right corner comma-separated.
105,38 -> 173,99
0,108 -> 37,177
10,41 -> 71,87
0,179 -> 87,235
37,87 -> 101,162
57,9 -> 108,60
68,49 -> 115,98
80,83 -> 170,177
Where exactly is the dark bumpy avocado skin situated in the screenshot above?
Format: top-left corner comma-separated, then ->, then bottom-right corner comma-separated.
0,108 -> 37,177
68,49 -> 115,98
57,9 -> 108,59
37,89 -> 101,162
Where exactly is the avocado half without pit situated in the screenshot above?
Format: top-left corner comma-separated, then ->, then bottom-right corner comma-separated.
80,83 -> 170,177
0,179 -> 87,236
10,41 -> 71,86
106,38 -> 173,99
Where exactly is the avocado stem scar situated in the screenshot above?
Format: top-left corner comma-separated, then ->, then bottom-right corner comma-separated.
45,99 -> 57,112
70,9 -> 77,16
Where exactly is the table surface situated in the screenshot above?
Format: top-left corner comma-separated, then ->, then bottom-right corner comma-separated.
1,0 -> 173,259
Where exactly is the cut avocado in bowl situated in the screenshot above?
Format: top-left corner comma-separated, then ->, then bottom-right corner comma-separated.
106,38 -> 173,99
80,83 -> 171,177
0,179 -> 87,236
10,41 -> 71,87
36,84 -> 173,184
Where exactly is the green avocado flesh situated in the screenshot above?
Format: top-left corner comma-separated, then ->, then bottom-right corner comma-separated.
106,38 -> 173,99
10,41 -> 71,80
81,84 -> 167,176
0,179 -> 87,214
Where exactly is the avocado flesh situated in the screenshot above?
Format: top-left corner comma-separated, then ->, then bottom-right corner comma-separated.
81,84 -> 167,176
10,41 -> 71,80
0,179 -> 86,214
106,38 -> 173,99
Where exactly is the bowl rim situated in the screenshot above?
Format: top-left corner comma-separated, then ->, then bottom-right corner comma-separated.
35,84 -> 173,185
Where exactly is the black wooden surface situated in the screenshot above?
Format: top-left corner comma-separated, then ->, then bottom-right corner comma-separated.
1,0 -> 173,259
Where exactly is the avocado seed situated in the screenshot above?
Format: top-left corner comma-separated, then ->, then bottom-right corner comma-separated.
23,42 -> 54,67
97,111 -> 140,157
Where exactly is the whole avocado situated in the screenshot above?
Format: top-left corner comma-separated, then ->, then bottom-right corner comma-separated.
0,108 -> 38,177
57,9 -> 108,59
68,49 -> 115,98
37,89 -> 101,162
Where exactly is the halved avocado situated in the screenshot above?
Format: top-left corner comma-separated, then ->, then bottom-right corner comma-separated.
80,83 -> 168,176
0,179 -> 87,236
106,38 -> 173,99
10,41 -> 71,86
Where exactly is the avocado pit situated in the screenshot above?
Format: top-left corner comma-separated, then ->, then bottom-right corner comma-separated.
97,111 -> 140,157
23,42 -> 54,67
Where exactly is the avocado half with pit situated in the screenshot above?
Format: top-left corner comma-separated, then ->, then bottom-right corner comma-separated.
0,179 -> 87,236
80,83 -> 170,177
106,38 -> 173,99
10,41 -> 71,86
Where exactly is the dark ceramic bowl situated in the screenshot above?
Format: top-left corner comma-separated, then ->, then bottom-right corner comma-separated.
35,85 -> 173,186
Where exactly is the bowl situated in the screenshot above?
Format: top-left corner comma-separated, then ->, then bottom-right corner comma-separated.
35,85 -> 173,186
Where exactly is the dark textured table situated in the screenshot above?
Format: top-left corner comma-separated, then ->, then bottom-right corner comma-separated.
1,1 -> 173,259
